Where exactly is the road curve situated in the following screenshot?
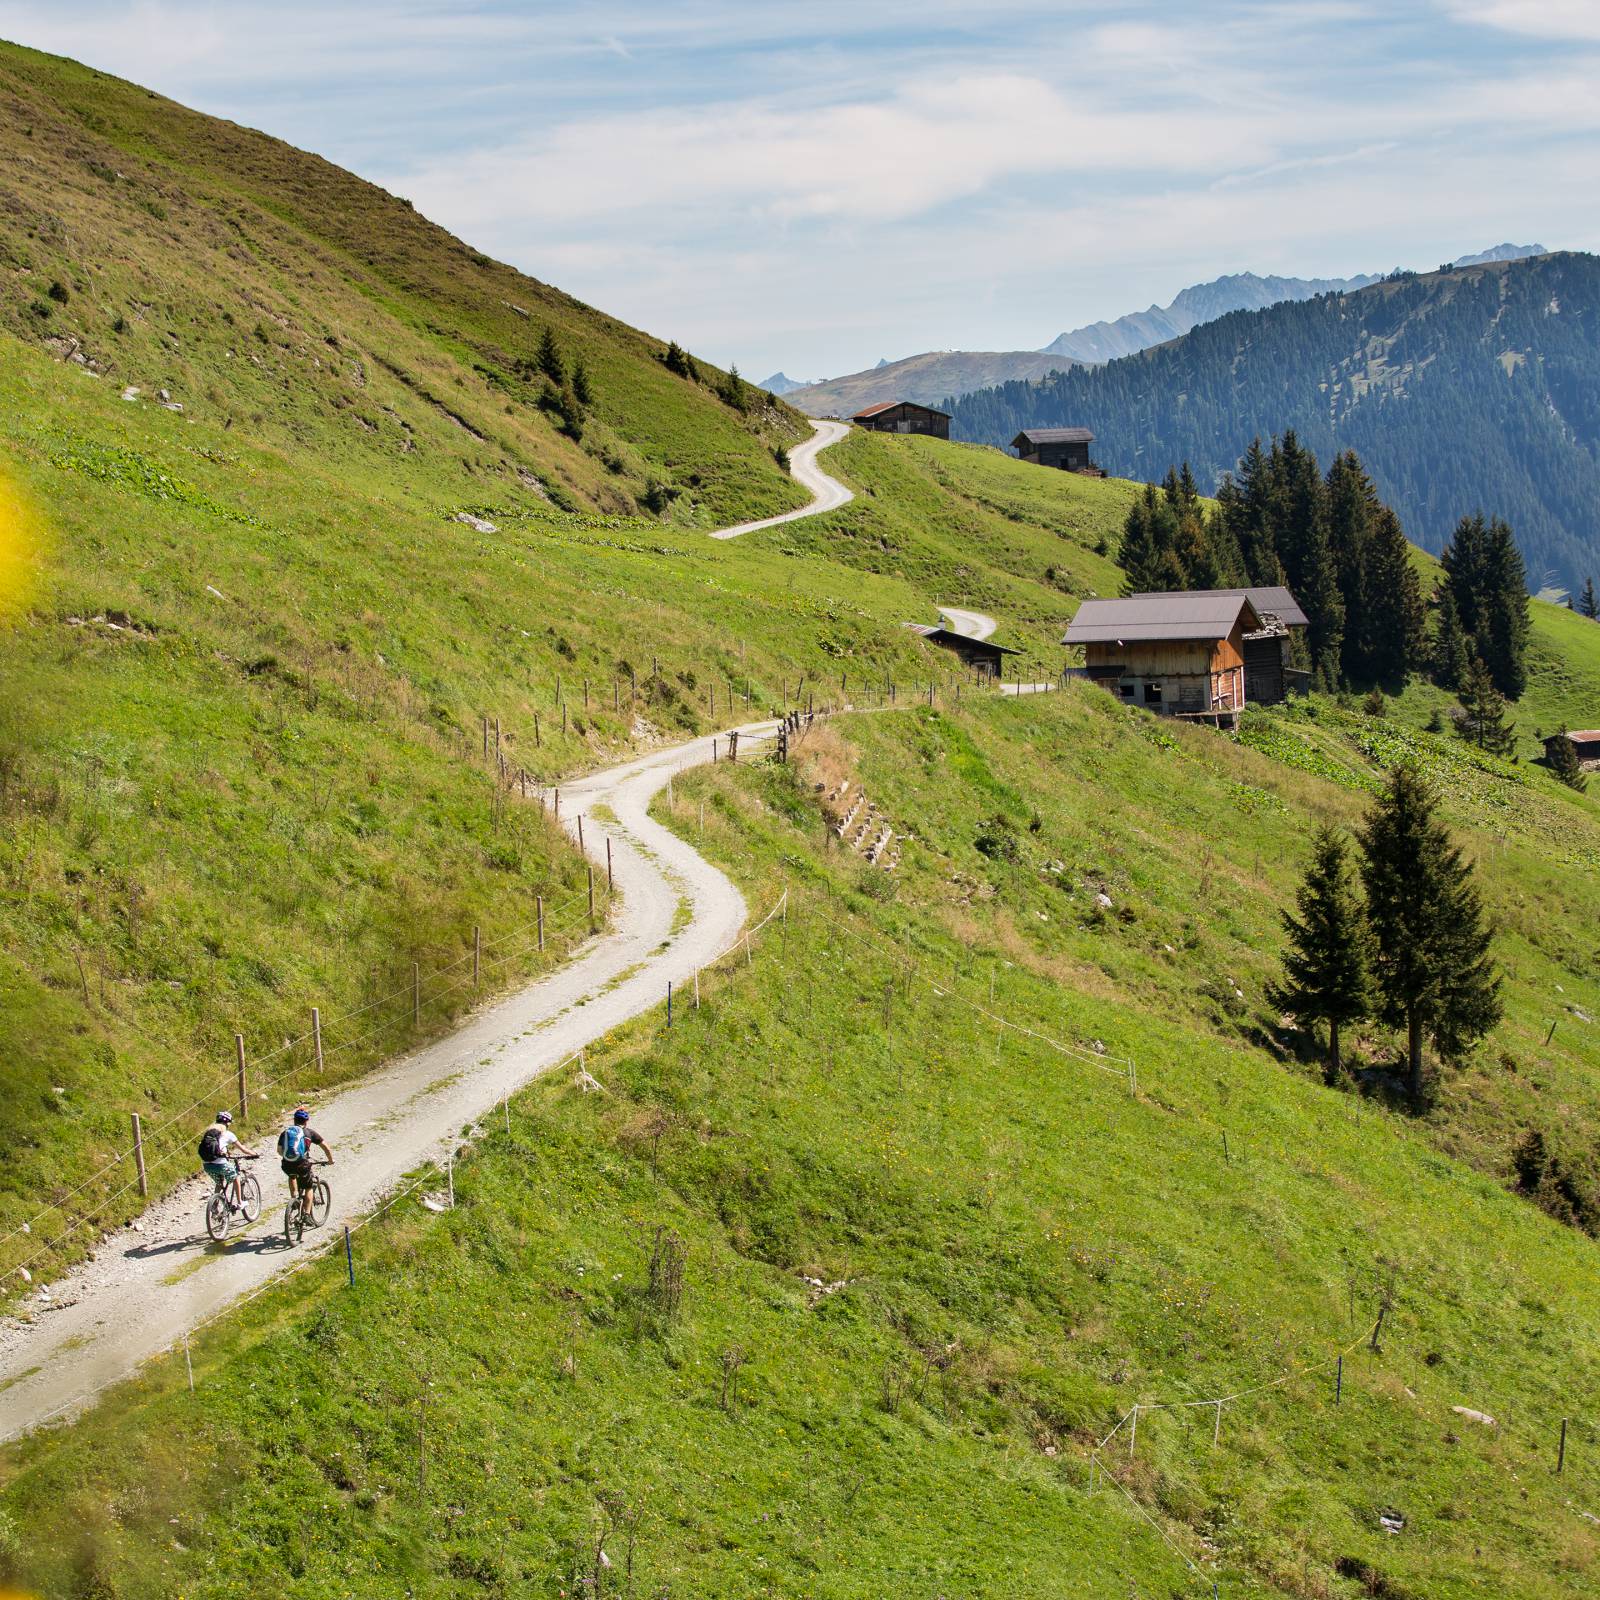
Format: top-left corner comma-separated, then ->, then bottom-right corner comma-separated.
710,418 -> 854,540
0,722 -> 788,1440
937,606 -> 997,641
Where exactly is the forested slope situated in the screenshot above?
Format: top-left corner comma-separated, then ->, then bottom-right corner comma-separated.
946,254 -> 1600,591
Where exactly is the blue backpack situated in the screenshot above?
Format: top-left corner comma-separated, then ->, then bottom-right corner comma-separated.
279,1124 -> 308,1161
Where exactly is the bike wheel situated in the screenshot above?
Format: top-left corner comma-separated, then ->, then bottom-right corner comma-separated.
205,1192 -> 230,1242
284,1199 -> 304,1247
309,1178 -> 331,1228
238,1171 -> 261,1222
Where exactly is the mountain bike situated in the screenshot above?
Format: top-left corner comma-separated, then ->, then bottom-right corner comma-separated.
283,1167 -> 332,1246
204,1155 -> 261,1242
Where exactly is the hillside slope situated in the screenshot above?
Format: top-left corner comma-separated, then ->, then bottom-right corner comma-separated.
6,41 -> 1600,1600
785,349 -> 1079,417
947,254 -> 1600,590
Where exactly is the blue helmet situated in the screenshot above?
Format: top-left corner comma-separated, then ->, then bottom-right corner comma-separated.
292,1106 -> 310,1124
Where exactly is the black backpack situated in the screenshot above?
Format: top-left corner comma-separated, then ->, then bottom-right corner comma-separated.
198,1125 -> 223,1163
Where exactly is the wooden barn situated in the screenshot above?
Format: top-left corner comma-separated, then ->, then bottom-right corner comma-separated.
1061,591 -> 1262,724
1011,427 -> 1097,473
1545,729 -> 1600,771
1127,585 -> 1310,704
905,623 -> 1019,678
852,400 -> 951,439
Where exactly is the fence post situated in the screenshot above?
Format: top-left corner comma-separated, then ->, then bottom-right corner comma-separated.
447,1153 -> 455,1209
667,980 -> 673,1028
1128,1405 -> 1138,1459
537,896 -> 545,952
345,1225 -> 355,1285
412,963 -> 421,1028
588,867 -> 596,924
577,814 -> 585,852
235,1033 -> 248,1122
131,1112 -> 148,1198
183,1330 -> 194,1393
606,837 -> 613,891
313,1006 -> 324,1074
473,927 -> 481,986
1559,1417 -> 1569,1474
1336,1354 -> 1343,1403
694,969 -> 701,1009
554,788 -> 560,818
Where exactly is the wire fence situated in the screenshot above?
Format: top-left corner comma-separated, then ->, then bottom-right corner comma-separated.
1,882 -> 608,1286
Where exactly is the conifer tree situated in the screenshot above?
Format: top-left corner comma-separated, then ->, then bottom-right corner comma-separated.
1273,432 -> 1343,681
571,358 -> 593,408
1268,825 -> 1372,1083
1358,506 -> 1426,686
1431,584 -> 1471,690
1477,515 -> 1530,699
1358,766 -> 1501,1101
1547,729 -> 1588,792
1581,578 -> 1598,620
1456,653 -> 1517,755
537,326 -> 565,386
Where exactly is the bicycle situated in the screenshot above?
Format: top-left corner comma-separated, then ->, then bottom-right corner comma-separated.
204,1155 -> 261,1242
283,1166 -> 332,1246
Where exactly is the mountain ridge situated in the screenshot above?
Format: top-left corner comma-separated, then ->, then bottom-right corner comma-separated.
783,246 -> 1548,415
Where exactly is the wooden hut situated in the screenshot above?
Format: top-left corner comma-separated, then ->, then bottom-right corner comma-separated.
852,400 -> 950,439
1545,729 -> 1600,771
1011,427 -> 1097,473
1127,586 -> 1309,704
1061,592 -> 1262,724
905,624 -> 1019,678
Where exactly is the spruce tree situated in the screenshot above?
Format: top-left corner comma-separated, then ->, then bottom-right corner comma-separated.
1547,729 -> 1588,791
1477,515 -> 1529,699
1358,506 -> 1426,687
1456,653 -> 1517,755
1358,766 -> 1501,1101
1581,578 -> 1598,620
1267,825 -> 1372,1083
1273,433 -> 1343,682
1441,512 -> 1491,638
571,358 -> 594,408
1432,584 -> 1471,690
537,326 -> 565,386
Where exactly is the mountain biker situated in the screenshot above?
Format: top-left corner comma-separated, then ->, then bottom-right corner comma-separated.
277,1106 -> 333,1220
198,1111 -> 257,1209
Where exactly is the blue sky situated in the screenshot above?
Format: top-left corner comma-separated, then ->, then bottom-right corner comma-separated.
4,2 -> 1598,378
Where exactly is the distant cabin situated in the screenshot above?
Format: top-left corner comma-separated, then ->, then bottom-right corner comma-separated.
905,623 -> 1019,679
1126,586 -> 1310,705
853,400 -> 950,439
1012,427 -> 1098,473
1545,729 -> 1600,771
1061,591 -> 1263,724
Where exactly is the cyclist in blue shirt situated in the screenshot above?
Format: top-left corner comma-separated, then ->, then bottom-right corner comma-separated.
277,1106 -> 334,1222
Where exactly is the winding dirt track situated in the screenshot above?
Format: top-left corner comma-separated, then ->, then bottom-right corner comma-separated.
0,421 -> 860,1443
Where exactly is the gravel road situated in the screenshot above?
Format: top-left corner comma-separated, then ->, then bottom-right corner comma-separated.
0,423 -> 863,1440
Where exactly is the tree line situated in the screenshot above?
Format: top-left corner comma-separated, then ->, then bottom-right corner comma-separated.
1271,767 -> 1500,1104
1117,434 -> 1532,712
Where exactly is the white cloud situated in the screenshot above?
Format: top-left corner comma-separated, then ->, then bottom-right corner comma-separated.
1441,0 -> 1600,40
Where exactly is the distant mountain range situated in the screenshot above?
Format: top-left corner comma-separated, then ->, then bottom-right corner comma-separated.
942,251 -> 1599,591
781,246 -> 1547,415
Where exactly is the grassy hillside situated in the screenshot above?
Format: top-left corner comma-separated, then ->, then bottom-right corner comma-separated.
7,686 -> 1600,1599
6,38 -> 1600,1600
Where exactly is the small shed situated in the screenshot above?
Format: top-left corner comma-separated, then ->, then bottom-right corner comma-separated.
1545,730 -> 1600,771
1012,427 -> 1097,473
905,623 -> 1019,678
1128,586 -> 1309,704
853,400 -> 951,439
1061,591 -> 1263,723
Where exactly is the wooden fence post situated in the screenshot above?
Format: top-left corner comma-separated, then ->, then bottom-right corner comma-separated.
588,868 -> 595,924
235,1033 -> 248,1122
1559,1417 -> 1569,1474
313,1006 -> 324,1074
606,836 -> 613,891
537,896 -> 545,952
534,711 -> 541,748
131,1111 -> 148,1198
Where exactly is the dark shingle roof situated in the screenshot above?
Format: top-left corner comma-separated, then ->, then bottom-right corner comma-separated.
1013,427 -> 1094,446
1062,592 -> 1261,645
1129,585 -> 1309,629
854,399 -> 951,420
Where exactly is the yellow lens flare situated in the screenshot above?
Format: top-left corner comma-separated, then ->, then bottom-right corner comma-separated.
0,461 -> 43,623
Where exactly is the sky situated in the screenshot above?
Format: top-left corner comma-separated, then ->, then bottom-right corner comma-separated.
2,1 -> 1598,380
